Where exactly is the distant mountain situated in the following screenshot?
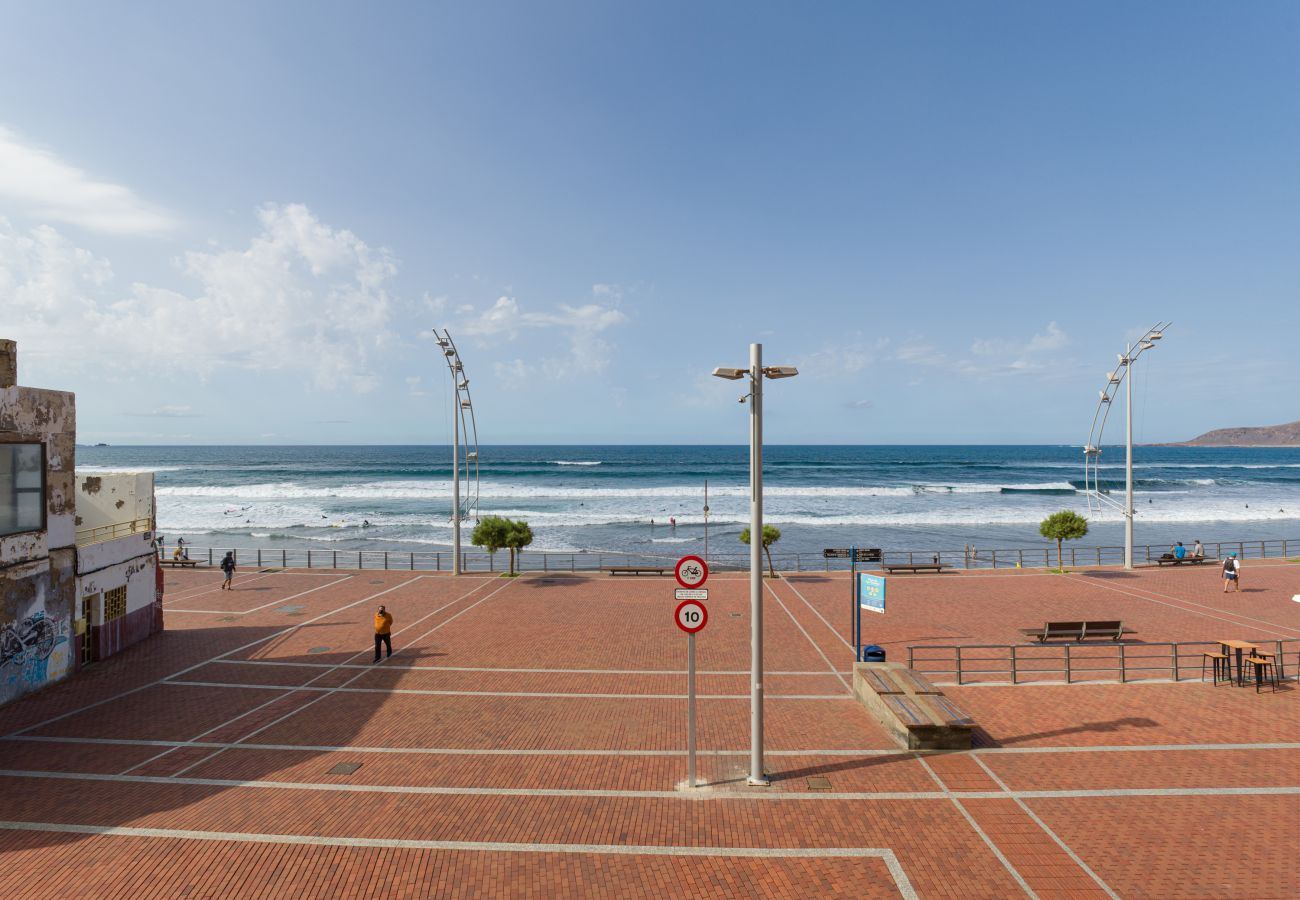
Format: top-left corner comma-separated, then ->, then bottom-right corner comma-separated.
1167,420 -> 1300,447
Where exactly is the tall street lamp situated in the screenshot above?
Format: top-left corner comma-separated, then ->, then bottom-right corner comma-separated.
434,330 -> 481,576
712,343 -> 798,786
1084,322 -> 1169,570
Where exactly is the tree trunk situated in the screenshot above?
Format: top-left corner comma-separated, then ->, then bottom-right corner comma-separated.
764,544 -> 776,579
508,548 -> 516,575
1057,538 -> 1063,570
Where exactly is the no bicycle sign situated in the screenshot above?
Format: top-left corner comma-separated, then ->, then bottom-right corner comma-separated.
674,555 -> 708,589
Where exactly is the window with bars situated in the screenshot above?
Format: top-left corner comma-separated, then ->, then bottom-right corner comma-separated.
104,586 -> 127,622
0,442 -> 44,537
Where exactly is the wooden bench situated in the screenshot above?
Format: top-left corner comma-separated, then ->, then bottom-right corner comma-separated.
1149,555 -> 1216,567
160,558 -> 200,568
852,662 -> 974,750
880,562 -> 950,574
1018,620 -> 1135,642
602,566 -> 668,576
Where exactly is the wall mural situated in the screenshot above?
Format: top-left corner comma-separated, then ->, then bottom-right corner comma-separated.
1,609 -> 71,702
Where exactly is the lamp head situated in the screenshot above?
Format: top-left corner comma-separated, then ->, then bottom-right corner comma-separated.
762,366 -> 799,379
712,367 -> 746,380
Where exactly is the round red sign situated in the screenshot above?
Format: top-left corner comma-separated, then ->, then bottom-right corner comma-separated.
674,599 -> 708,634
674,555 -> 708,589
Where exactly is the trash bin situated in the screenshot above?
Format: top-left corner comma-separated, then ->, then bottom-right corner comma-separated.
861,644 -> 886,663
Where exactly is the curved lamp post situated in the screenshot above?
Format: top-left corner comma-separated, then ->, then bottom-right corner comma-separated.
434,330 -> 480,575
1084,322 -> 1170,570
712,343 -> 798,786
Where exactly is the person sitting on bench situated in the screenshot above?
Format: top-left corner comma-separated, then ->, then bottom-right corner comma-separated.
1192,539 -> 1205,559
1173,542 -> 1187,560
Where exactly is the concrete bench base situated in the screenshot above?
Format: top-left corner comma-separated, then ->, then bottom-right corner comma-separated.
852,662 -> 974,751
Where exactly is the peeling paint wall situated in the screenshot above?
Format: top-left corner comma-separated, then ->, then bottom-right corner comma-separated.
76,472 -> 154,533
1,339 -> 78,705
77,549 -> 160,660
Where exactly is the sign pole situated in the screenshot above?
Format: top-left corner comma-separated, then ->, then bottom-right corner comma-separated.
687,630 -> 697,787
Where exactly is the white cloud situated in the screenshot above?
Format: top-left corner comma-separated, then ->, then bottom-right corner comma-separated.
801,337 -> 890,376
453,286 -> 629,382
0,126 -> 176,235
0,204 -> 398,391
963,322 -> 1069,376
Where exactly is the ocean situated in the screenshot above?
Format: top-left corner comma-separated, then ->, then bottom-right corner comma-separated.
74,445 -> 1300,560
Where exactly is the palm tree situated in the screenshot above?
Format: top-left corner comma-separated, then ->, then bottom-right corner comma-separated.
739,525 -> 782,578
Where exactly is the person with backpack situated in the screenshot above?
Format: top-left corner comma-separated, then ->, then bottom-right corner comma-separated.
1222,553 -> 1240,593
220,552 -> 236,590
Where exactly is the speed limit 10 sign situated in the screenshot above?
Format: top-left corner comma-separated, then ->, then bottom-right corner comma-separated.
674,599 -> 708,634
674,555 -> 708,589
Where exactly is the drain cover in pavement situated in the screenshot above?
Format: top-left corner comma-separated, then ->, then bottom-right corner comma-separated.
219,616 -> 238,622
326,762 -> 362,776
369,579 -> 384,584
806,776 -> 832,791
730,613 -> 742,618
308,646 -> 332,654
274,605 -> 305,614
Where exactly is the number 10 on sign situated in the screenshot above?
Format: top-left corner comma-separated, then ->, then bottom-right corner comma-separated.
674,599 -> 708,787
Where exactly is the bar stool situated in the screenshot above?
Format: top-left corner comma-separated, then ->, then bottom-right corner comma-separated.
1201,650 -> 1231,685
1246,656 -> 1278,693
1253,648 -> 1283,681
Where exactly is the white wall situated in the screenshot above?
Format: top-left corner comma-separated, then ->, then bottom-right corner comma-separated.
76,472 -> 154,532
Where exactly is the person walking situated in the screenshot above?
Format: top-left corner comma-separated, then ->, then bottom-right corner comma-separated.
1222,553 -> 1240,593
373,605 -> 393,662
220,551 -> 236,590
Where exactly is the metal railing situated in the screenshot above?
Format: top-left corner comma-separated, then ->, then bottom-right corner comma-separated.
161,535 -> 1300,575
908,639 -> 1299,685
75,517 -> 152,547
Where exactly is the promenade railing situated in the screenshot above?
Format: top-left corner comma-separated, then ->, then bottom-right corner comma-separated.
907,639 -> 1299,685
168,535 -> 1300,574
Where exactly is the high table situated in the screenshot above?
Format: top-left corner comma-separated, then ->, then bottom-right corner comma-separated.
1219,640 -> 1259,687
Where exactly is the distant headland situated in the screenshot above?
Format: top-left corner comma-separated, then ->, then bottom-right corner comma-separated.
1158,420 -> 1300,447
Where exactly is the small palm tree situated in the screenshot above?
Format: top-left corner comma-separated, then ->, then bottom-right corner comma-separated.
739,525 -> 782,578
503,519 -> 533,576
471,516 -> 534,575
1039,511 -> 1089,570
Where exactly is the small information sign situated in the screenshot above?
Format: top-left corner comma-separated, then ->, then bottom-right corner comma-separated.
859,572 -> 886,614
675,588 -> 708,601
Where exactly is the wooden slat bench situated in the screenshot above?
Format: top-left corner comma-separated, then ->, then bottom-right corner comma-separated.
852,662 -> 974,750
880,562 -> 950,574
1018,620 -> 1135,642
602,566 -> 668,576
1148,555 -> 1217,567
160,558 -> 201,568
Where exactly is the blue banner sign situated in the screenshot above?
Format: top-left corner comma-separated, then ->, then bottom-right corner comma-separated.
859,573 -> 886,614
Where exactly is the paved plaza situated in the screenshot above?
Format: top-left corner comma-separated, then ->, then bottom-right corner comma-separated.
1,560 -> 1298,897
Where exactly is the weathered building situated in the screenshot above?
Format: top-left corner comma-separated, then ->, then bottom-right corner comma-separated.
0,339 -> 161,707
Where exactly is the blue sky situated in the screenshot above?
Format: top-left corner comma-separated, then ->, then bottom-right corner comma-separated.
2,1 -> 1297,445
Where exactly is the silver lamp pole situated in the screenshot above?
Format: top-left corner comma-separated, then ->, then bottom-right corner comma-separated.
747,342 -> 765,785
453,382 -> 461,576
712,345 -> 798,788
1124,342 -> 1134,570
1083,323 -> 1168,571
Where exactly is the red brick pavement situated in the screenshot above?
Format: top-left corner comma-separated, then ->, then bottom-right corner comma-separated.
1,566 -> 1298,897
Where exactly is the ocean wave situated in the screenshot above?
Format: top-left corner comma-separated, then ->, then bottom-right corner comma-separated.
78,465 -> 189,473
550,460 -> 602,466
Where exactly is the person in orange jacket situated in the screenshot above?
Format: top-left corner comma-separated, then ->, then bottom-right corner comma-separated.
373,605 -> 393,662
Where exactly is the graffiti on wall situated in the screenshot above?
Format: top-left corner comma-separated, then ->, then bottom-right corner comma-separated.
1,610 -> 70,700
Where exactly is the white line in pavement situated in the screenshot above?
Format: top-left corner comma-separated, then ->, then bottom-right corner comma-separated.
168,577 -> 519,778
971,754 -> 1119,899
0,819 -> 918,896
1064,574 -> 1300,638
780,578 -> 854,652
915,755 -> 1037,899
120,576 -> 490,776
207,660 -> 843,675
7,576 -> 415,738
8,733 -> 1300,757
764,581 -> 853,693
7,766 -> 1297,802
158,680 -> 853,700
